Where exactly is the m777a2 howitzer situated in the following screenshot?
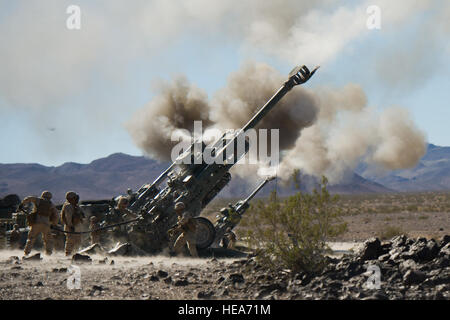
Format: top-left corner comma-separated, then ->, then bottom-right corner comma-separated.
125,65 -> 319,253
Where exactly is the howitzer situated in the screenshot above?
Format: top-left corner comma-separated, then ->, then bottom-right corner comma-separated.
211,176 -> 275,248
124,65 -> 319,253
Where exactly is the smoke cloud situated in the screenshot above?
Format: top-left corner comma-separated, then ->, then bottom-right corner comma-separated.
1,0 -> 443,168
127,62 -> 427,183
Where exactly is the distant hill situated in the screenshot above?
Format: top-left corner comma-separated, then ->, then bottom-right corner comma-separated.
2,143 -> 449,202
0,153 -> 168,202
356,143 -> 450,192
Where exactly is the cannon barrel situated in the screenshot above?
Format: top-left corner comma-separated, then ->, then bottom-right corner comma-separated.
235,176 -> 275,214
213,65 -> 319,167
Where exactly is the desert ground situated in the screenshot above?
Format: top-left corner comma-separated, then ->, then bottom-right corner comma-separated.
0,192 -> 449,300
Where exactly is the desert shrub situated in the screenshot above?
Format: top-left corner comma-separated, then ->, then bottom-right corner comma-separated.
378,226 -> 407,240
240,175 -> 347,274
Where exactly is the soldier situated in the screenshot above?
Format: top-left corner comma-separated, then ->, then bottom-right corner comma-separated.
222,227 -> 237,249
111,197 -> 137,239
115,197 -> 137,220
21,191 -> 59,256
89,216 -> 101,245
172,202 -> 198,258
61,191 -> 85,256
9,224 -> 21,249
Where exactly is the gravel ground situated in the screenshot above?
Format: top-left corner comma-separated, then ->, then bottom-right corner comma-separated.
0,234 -> 448,300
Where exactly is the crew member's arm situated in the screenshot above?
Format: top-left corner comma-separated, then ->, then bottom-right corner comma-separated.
50,205 -> 59,225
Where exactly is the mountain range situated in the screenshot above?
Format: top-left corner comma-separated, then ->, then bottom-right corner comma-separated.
0,143 -> 449,202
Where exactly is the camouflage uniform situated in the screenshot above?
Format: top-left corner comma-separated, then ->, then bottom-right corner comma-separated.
89,216 -> 101,245
116,197 -> 137,220
172,202 -> 198,257
61,191 -> 85,256
22,191 -> 59,255
109,197 -> 136,240
222,228 -> 237,249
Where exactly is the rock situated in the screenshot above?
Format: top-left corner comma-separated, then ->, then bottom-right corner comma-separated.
407,242 -> 435,262
426,240 -> 440,258
255,289 -> 270,299
362,291 -> 389,300
149,275 -> 159,282
197,290 -> 214,299
23,253 -> 41,261
216,276 -> 225,284
435,256 -> 449,268
164,276 -> 172,284
440,235 -> 450,248
439,243 -> 450,257
157,270 -> 168,278
7,256 -> 20,263
219,288 -> 229,296
391,235 -> 407,248
344,261 -> 363,278
72,253 -> 92,263
360,238 -> 382,261
174,279 -> 189,286
228,273 -> 245,284
403,270 -> 426,286
378,254 -> 390,262
388,271 -> 402,282
399,259 -> 417,273
89,285 -> 106,296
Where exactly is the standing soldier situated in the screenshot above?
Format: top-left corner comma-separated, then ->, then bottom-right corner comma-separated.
89,216 -> 101,245
172,202 -> 198,258
21,191 -> 59,256
61,191 -> 85,256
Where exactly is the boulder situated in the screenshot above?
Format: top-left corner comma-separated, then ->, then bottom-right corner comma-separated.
403,270 -> 426,286
22,253 -> 42,261
72,253 -> 92,263
157,270 -> 168,278
359,238 -> 382,261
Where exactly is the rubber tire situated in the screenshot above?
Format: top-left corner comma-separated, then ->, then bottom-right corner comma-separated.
194,217 -> 216,250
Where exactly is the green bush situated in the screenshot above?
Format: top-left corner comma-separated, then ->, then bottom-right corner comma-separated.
240,174 -> 347,274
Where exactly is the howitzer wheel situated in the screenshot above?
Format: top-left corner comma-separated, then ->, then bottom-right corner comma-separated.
194,217 -> 216,250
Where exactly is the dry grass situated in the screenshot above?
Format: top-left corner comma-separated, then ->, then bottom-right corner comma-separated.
336,192 -> 450,215
378,226 -> 407,240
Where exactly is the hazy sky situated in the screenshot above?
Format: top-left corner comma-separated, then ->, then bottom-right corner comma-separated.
0,0 -> 449,166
